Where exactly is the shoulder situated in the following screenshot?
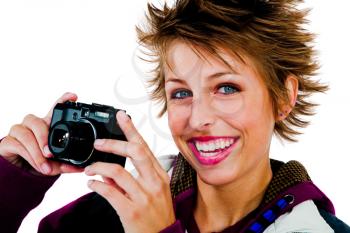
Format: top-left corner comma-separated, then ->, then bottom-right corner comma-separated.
264,200 -> 334,233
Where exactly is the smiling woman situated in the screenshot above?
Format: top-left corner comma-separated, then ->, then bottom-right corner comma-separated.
137,0 -> 350,231
0,0 -> 350,233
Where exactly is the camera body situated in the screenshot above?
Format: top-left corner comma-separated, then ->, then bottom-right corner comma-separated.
48,101 -> 127,167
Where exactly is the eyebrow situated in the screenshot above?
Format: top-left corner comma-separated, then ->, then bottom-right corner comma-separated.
165,71 -> 236,84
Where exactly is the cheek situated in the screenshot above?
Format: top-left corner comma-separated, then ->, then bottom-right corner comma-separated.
167,105 -> 190,136
230,91 -> 274,146
245,86 -> 273,122
243,98 -> 275,147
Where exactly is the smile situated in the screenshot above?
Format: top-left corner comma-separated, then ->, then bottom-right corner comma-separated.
187,136 -> 240,166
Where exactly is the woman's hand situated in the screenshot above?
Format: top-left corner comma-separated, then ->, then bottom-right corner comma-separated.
0,92 -> 83,176
85,110 -> 176,233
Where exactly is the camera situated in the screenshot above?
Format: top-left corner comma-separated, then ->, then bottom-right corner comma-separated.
48,101 -> 128,167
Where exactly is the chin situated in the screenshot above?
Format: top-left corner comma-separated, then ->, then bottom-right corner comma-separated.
196,168 -> 241,187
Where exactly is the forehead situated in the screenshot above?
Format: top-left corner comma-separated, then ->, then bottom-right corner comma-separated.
163,40 -> 262,83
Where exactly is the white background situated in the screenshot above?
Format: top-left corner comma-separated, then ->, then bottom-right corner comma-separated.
0,0 -> 349,232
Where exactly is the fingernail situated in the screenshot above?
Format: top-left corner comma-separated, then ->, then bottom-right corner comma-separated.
94,139 -> 104,146
43,145 -> 53,158
118,111 -> 129,123
65,92 -> 76,97
41,163 -> 51,174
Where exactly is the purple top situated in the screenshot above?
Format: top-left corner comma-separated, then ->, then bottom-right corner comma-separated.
0,156 -> 59,232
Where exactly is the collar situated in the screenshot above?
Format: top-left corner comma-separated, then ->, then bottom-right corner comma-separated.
169,153 -> 335,230
170,153 -> 312,203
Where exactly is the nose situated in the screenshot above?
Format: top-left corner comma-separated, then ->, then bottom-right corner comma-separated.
189,97 -> 215,131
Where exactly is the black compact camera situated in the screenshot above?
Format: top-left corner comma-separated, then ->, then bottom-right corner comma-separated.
48,101 -> 127,167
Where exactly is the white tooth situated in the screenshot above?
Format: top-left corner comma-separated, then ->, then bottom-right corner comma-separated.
220,139 -> 225,149
204,143 -> 209,151
200,143 -> 205,151
195,141 -> 201,151
215,140 -> 221,149
207,143 -> 212,151
208,142 -> 215,151
230,138 -> 234,144
225,140 -> 230,147
197,142 -> 204,151
198,143 -> 203,151
202,143 -> 209,151
206,143 -> 212,151
200,151 -> 217,157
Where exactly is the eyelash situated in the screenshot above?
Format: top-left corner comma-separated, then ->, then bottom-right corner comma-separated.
216,83 -> 241,95
170,84 -> 240,100
170,89 -> 192,100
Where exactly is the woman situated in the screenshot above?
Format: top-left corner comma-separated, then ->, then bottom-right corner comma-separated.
0,0 -> 349,232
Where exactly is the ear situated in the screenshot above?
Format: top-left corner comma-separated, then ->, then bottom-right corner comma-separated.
277,75 -> 298,121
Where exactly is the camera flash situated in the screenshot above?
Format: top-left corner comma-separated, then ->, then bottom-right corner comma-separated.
95,111 -> 109,119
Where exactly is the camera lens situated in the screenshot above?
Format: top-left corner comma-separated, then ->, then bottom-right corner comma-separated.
49,121 -> 96,163
52,129 -> 69,149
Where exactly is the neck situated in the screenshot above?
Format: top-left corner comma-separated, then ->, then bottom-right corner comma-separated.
194,158 -> 272,232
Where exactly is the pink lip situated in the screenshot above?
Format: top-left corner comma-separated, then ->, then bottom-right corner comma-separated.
187,136 -> 240,166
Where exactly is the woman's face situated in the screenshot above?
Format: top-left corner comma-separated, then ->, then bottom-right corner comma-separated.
164,41 -> 276,186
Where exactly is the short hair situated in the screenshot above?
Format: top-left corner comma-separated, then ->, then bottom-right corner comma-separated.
136,0 -> 328,142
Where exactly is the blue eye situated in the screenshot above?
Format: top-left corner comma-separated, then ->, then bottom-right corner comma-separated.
217,84 -> 240,95
171,89 -> 192,99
